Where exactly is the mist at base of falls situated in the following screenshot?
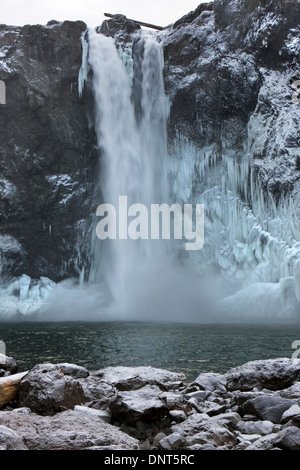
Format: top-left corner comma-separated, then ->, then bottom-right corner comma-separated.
37,250 -> 234,323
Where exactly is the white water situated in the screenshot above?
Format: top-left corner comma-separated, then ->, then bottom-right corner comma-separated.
82,28 -> 219,322
87,28 -> 170,310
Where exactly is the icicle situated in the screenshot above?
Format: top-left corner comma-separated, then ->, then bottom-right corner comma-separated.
78,31 -> 89,98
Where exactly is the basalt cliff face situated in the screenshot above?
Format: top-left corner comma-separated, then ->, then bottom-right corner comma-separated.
0,0 -> 299,319
0,20 -> 97,283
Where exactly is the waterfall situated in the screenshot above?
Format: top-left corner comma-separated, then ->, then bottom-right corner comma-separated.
40,26 -> 299,323
87,28 -> 171,313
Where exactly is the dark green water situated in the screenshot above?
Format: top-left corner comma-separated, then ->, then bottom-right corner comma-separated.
0,321 -> 299,381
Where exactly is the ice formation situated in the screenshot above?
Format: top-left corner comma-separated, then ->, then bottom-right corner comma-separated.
0,274 -> 55,318
167,69 -> 300,320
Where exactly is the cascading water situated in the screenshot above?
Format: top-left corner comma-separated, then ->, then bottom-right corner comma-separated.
87,28 -> 174,315
82,27 -> 214,322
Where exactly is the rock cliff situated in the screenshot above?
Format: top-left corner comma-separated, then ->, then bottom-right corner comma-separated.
0,20 -> 96,283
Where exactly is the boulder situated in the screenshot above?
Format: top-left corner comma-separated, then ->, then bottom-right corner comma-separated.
0,424 -> 27,450
0,409 -> 139,450
240,396 -> 296,424
184,390 -> 206,402
280,404 -> 300,424
78,373 -> 116,408
18,363 -> 85,415
231,390 -> 268,407
0,354 -> 18,375
244,433 -> 279,450
153,432 -> 167,447
97,14 -> 141,38
171,412 -> 238,448
160,390 -> 191,413
95,366 -> 185,391
278,382 -> 300,400
274,426 -> 300,450
225,358 -> 300,391
235,420 -> 275,436
185,372 -> 227,394
109,384 -> 168,425
58,363 -> 89,379
169,410 -> 187,423
158,432 -> 185,450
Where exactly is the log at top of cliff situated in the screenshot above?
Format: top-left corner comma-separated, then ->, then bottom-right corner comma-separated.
104,13 -> 165,31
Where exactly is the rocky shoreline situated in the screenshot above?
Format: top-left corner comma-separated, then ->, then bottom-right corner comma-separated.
1,354 -> 300,450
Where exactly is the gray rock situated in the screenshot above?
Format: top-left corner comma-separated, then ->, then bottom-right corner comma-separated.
225,358 -> 300,392
160,391 -> 191,413
278,382 -> 300,400
186,372 -> 227,394
235,420 -> 275,436
274,426 -> 300,450
95,366 -> 185,391
231,390 -> 268,407
0,425 -> 27,450
169,410 -> 186,423
280,404 -> 300,424
244,433 -> 280,450
216,412 -> 241,427
241,395 -> 296,424
236,433 -> 262,446
97,14 -> 141,39
18,363 -> 85,415
152,432 -> 167,447
109,384 -> 168,425
171,413 -> 237,448
0,409 -> 139,450
204,403 -> 228,417
158,432 -> 185,450
183,390 -> 207,401
74,405 -> 111,423
0,353 -> 17,375
58,363 -> 89,379
78,373 -> 116,407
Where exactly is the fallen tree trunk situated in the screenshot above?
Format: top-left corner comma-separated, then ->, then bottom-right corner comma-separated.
104,13 -> 165,31
0,372 -> 28,407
